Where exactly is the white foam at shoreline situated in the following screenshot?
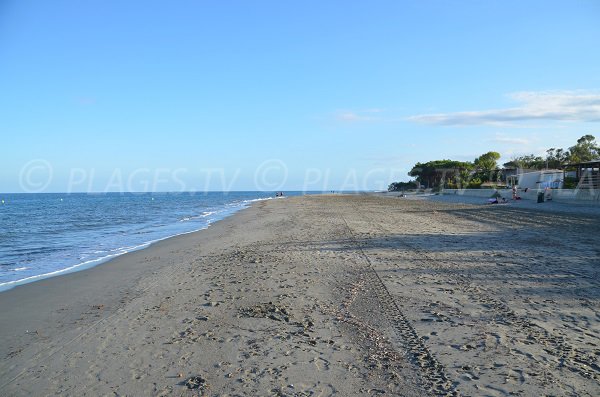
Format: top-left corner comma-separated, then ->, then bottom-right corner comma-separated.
0,196 -> 269,292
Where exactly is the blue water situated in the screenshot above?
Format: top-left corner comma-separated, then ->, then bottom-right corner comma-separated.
0,192 -> 306,291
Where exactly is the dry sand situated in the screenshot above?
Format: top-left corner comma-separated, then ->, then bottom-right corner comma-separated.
1,195 -> 599,396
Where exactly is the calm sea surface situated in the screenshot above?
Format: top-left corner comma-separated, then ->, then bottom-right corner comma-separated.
0,192 -> 307,291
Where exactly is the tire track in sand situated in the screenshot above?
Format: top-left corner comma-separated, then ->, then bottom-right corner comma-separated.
364,205 -> 600,387
339,213 -> 459,397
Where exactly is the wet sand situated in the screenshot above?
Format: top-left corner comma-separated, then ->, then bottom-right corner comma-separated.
1,195 -> 599,396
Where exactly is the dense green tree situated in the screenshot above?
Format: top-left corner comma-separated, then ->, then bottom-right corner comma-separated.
503,154 -> 545,170
388,181 -> 418,191
473,151 -> 501,183
408,160 -> 474,188
545,148 -> 569,169
474,151 -> 501,172
568,135 -> 600,163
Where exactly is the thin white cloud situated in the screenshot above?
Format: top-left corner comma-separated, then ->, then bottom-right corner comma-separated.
487,133 -> 531,145
408,91 -> 600,126
334,108 -> 385,122
336,112 -> 373,122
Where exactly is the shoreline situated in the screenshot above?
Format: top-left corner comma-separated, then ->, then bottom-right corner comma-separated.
0,195 -> 276,293
1,195 -> 599,396
0,222 -> 213,293
0,201 -> 257,338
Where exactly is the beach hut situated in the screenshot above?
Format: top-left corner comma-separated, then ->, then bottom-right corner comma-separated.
504,168 -> 538,187
513,169 -> 563,191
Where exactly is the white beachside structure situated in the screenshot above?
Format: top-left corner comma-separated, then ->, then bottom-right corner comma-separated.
507,169 -> 563,190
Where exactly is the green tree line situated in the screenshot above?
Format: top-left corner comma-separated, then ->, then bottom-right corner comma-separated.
388,135 -> 599,191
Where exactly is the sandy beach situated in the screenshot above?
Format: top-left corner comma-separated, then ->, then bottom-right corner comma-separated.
1,195 -> 599,396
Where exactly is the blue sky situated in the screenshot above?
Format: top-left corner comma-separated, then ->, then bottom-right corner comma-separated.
2,0 -> 600,192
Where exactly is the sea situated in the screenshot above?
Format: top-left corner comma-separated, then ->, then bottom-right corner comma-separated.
0,192 -> 309,292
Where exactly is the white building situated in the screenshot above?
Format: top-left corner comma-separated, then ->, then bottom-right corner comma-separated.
508,170 -> 563,190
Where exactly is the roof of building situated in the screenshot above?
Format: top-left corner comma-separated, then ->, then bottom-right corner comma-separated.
566,159 -> 600,167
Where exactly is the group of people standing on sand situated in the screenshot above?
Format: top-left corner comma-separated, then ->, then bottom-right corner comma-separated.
275,192 -> 284,197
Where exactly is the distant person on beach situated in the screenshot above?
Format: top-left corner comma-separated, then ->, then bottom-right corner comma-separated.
512,186 -> 522,200
488,196 -> 507,204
